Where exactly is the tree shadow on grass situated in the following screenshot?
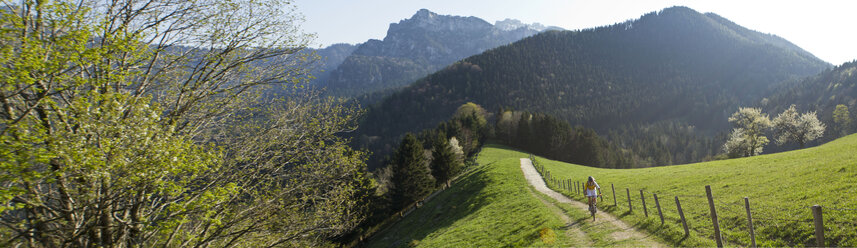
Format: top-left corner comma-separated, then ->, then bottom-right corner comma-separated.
367,166 -> 492,248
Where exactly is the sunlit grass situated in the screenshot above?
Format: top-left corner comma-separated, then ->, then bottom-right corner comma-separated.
537,133 -> 857,247
367,145 -> 577,247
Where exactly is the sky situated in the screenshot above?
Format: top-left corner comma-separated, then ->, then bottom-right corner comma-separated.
295,0 -> 857,65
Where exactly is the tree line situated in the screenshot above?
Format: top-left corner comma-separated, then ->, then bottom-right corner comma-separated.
494,110 -> 635,168
365,103 -> 488,218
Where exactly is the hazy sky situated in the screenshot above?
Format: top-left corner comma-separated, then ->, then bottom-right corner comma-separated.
296,0 -> 857,65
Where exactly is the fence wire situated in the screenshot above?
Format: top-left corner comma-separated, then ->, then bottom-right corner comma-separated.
529,156 -> 857,246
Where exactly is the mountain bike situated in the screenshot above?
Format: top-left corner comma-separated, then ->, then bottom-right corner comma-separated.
588,196 -> 598,221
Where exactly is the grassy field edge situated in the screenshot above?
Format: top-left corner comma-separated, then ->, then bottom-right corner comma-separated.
534,133 -> 857,247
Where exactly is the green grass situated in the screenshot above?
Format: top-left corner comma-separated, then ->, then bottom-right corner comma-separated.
529,188 -> 659,247
366,145 -> 578,247
367,144 -> 666,247
536,133 -> 857,247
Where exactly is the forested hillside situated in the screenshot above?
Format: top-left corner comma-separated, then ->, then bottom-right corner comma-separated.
357,6 -> 829,168
764,61 -> 857,145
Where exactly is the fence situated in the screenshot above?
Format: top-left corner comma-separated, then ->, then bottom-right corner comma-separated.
529,155 -> 857,247
347,151 -> 489,247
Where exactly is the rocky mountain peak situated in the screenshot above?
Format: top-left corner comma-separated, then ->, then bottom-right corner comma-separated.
412,8 -> 436,20
495,18 -> 548,31
389,9 -> 491,34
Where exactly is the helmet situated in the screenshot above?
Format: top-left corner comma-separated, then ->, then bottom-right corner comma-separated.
588,176 -> 594,181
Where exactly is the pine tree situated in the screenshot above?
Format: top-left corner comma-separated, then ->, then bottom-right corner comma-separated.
430,132 -> 462,187
391,133 -> 435,209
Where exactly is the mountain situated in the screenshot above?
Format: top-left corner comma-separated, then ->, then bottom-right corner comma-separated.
357,6 -> 830,168
304,43 -> 359,84
320,9 -> 556,98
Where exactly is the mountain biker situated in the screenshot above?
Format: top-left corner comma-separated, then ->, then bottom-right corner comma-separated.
585,176 -> 601,208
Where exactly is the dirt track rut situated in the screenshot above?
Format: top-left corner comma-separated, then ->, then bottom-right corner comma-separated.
520,158 -> 664,247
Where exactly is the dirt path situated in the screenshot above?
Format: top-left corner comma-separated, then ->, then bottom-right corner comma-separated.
520,158 -> 664,247
524,182 -> 592,246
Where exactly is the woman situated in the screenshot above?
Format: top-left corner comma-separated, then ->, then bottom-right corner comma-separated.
584,176 -> 601,208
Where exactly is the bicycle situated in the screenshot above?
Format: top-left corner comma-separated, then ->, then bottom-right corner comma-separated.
588,194 -> 600,221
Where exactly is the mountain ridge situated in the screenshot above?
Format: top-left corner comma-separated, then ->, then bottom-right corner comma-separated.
356,6 -> 830,168
319,9 -> 558,98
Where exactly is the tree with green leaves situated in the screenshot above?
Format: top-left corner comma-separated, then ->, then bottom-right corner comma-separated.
390,133 -> 435,209
833,104 -> 852,136
772,105 -> 825,148
430,132 -> 463,188
0,1 -> 369,246
724,107 -> 772,157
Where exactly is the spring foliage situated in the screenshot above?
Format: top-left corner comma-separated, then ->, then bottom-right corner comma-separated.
833,104 -> 852,136
772,105 -> 825,148
0,1 -> 369,247
724,108 -> 772,157
725,106 -> 825,158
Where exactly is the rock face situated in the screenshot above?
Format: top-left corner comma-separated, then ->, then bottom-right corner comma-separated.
494,18 -> 552,32
321,9 -> 555,98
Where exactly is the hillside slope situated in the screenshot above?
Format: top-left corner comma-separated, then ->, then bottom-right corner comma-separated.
536,133 -> 857,246
366,146 -> 575,247
367,145 -> 664,247
358,6 -> 830,167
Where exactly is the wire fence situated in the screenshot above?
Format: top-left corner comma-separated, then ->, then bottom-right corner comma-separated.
348,154 -> 492,247
529,155 -> 857,247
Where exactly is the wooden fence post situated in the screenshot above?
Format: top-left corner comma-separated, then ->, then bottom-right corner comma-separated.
744,197 -> 756,248
640,190 -> 648,217
654,193 -> 664,225
626,188 -> 632,212
676,196 -> 689,236
612,184 -> 617,206
812,205 -> 824,247
705,185 -> 723,248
